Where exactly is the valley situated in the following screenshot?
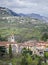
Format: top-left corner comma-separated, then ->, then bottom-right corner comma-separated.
0,16 -> 48,42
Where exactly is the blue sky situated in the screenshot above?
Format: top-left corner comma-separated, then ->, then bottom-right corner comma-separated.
0,0 -> 48,17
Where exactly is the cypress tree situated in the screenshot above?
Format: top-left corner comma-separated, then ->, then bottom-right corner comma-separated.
9,44 -> 12,58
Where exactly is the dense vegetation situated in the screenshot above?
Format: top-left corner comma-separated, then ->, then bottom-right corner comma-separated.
0,47 -> 48,65
41,33 -> 48,41
0,46 -> 6,57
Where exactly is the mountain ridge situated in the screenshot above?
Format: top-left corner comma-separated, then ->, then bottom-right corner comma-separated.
0,7 -> 19,17
0,7 -> 48,22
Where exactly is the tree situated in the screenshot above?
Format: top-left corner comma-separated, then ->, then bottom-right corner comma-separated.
44,52 -> 48,59
22,48 -> 32,56
44,51 -> 48,63
9,44 -> 12,58
37,57 -> 42,65
26,54 -> 32,65
37,59 -> 42,65
41,33 -> 48,41
21,56 -> 28,65
21,54 -> 32,65
0,35 -> 7,41
0,46 -> 6,57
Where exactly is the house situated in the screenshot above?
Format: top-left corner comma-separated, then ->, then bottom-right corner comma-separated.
0,41 -> 18,54
18,41 -> 48,56
0,40 -> 48,56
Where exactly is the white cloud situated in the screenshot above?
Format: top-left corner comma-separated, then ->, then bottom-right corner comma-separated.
0,0 -> 48,17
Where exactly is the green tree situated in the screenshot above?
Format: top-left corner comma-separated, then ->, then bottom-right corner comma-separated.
22,48 -> 32,56
44,51 -> 48,63
0,46 -> 6,57
37,57 -> 42,65
0,35 -> 7,41
44,52 -> 48,59
21,56 -> 28,65
9,44 -> 12,58
26,54 -> 32,65
41,33 -> 48,41
21,53 -> 32,65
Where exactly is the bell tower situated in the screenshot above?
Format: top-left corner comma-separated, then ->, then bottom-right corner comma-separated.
8,34 -> 15,42
10,35 -> 15,42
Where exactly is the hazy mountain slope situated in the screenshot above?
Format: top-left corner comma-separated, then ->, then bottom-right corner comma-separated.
19,13 -> 48,22
0,7 -> 19,17
0,7 -> 48,22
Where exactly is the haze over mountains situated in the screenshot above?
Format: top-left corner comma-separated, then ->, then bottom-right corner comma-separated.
0,7 -> 48,22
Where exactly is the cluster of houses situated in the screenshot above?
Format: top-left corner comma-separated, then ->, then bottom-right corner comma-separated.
0,35 -> 48,56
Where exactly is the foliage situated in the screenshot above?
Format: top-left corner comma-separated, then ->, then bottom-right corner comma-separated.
0,46 -> 6,57
26,54 -> 33,65
21,54 -> 32,65
41,33 -> 48,41
22,48 -> 32,56
9,44 -> 12,58
37,57 -> 42,65
44,52 -> 48,59
0,54 -> 48,65
0,35 -> 7,41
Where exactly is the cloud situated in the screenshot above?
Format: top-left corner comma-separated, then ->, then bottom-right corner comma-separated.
0,0 -> 48,17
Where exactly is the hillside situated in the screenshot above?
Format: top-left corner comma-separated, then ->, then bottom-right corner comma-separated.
0,7 -> 48,42
0,16 -> 48,42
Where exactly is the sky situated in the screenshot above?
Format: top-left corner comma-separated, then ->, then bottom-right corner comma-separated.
0,0 -> 48,17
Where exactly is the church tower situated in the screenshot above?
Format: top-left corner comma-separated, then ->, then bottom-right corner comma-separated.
10,35 -> 15,42
8,34 -> 15,42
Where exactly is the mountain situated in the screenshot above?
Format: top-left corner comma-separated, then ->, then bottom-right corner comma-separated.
19,13 -> 48,22
26,13 -> 43,20
0,7 -> 48,22
27,13 -> 48,22
0,7 -> 19,17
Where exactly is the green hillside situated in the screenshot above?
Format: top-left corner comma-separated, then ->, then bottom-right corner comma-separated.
0,16 -> 48,42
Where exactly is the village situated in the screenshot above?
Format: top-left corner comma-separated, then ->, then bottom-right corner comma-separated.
0,34 -> 48,56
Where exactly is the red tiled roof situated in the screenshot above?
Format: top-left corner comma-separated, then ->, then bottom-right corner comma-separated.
0,41 -> 48,48
18,41 -> 48,47
0,41 -> 17,47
